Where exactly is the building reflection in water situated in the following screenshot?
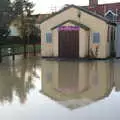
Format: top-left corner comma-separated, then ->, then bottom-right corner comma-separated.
113,60 -> 120,92
0,57 -> 120,110
41,60 -> 118,110
0,57 -> 41,104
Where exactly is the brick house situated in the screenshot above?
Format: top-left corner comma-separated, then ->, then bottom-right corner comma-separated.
86,0 -> 120,57
87,0 -> 120,23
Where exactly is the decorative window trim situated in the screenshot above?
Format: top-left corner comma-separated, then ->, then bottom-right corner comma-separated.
105,10 -> 117,17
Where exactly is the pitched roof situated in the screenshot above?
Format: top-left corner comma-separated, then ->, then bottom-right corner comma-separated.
87,2 -> 120,22
40,4 -> 116,26
36,14 -> 50,23
51,20 -> 90,31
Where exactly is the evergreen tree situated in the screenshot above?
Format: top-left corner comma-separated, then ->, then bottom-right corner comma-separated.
13,0 -> 34,16
0,0 -> 11,40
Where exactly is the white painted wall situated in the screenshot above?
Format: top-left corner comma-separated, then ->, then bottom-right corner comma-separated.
79,29 -> 89,57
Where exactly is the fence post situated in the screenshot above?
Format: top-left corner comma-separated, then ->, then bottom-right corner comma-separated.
24,44 -> 27,58
12,45 -> 15,61
33,44 -> 36,56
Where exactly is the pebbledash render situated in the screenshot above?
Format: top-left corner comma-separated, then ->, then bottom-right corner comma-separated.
40,5 -> 116,59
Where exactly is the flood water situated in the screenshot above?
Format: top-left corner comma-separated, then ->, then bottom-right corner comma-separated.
0,56 -> 120,120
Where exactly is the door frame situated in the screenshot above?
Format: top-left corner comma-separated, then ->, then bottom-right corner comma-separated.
58,30 -> 79,58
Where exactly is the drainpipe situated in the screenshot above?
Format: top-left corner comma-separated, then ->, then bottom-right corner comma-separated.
88,31 -> 90,58
116,8 -> 118,23
78,12 -> 81,58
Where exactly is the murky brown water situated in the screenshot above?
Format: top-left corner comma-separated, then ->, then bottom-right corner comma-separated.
0,56 -> 120,120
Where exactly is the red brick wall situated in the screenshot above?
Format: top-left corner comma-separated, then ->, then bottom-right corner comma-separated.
88,2 -> 120,23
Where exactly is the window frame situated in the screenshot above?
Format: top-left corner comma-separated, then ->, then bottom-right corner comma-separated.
92,32 -> 100,44
46,32 -> 52,43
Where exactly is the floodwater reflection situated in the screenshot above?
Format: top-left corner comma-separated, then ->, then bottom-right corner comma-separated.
0,56 -> 41,104
41,60 -> 118,109
0,57 -> 120,120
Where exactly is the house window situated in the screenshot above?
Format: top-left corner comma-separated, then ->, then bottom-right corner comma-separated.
93,32 -> 100,43
46,32 -> 52,43
105,10 -> 117,22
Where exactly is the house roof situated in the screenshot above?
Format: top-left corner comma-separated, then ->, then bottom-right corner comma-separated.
40,87 -> 112,110
51,20 -> 90,31
36,14 -> 50,23
40,4 -> 116,26
87,2 -> 120,22
40,90 -> 94,110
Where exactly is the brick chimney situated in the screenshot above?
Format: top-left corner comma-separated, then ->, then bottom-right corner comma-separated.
89,0 -> 98,7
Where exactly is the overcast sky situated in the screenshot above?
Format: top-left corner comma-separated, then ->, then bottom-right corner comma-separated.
29,0 -> 120,14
